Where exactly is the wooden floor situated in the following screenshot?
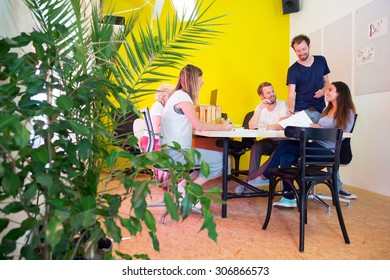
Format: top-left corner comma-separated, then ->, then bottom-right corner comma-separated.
102,173 -> 390,260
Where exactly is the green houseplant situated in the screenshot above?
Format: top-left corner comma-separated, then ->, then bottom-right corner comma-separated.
0,0 -> 225,259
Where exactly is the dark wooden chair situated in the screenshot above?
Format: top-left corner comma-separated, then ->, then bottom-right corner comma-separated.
262,126 -> 350,252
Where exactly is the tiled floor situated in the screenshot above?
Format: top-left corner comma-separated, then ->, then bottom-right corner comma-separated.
102,173 -> 390,260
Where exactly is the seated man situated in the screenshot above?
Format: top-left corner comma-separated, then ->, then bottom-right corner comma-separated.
235,82 -> 287,194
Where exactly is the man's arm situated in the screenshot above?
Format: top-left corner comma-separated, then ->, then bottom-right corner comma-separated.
248,105 -> 260,130
266,123 -> 284,130
314,74 -> 330,98
287,84 -> 296,116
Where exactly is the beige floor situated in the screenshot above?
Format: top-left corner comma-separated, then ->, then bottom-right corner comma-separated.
102,173 -> 390,260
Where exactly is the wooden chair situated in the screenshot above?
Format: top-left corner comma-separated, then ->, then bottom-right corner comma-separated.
262,126 -> 350,252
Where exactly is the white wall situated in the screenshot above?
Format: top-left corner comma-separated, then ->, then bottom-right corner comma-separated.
290,0 -> 390,196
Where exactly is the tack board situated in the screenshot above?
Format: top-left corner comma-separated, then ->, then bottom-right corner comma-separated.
308,29 -> 322,55
324,14 -> 353,86
355,0 -> 390,95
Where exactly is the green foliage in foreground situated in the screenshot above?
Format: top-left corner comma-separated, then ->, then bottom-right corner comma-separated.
0,0 -> 225,259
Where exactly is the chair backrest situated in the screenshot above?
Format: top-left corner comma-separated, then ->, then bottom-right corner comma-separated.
113,111 -> 140,154
284,126 -> 343,175
339,113 -> 358,165
140,107 -> 155,152
242,111 -> 254,129
113,111 -> 138,139
241,111 -> 255,146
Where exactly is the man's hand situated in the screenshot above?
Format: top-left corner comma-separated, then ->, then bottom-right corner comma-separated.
260,99 -> 272,109
314,88 -> 325,98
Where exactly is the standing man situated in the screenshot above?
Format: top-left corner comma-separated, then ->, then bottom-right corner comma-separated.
287,34 -> 330,123
235,82 -> 287,195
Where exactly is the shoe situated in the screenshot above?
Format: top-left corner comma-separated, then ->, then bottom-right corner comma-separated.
235,185 -> 248,195
338,189 -> 357,199
273,197 -> 297,208
247,177 -> 269,187
176,185 -> 186,204
178,185 -> 185,196
194,200 -> 202,211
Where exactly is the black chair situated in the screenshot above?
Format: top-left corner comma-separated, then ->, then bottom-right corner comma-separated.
216,111 -> 255,176
262,126 -> 350,252
339,113 -> 358,165
113,111 -> 141,155
317,114 -> 358,204
112,111 -> 141,176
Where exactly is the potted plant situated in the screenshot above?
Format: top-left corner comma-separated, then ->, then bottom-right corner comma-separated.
0,0 -> 225,259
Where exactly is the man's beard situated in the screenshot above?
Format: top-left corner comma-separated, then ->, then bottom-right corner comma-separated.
299,53 -> 309,61
268,95 -> 276,104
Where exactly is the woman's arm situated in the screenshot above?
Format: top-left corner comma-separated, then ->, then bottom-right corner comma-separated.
178,101 -> 234,131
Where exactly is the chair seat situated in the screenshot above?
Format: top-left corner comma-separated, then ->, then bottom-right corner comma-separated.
270,166 -> 332,182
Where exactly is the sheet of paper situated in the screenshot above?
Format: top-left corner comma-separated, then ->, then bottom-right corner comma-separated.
278,110 -> 313,128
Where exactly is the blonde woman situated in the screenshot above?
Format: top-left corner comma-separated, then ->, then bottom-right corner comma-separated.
140,83 -> 175,152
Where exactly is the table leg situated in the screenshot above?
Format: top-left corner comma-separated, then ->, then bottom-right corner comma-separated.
221,137 -> 229,218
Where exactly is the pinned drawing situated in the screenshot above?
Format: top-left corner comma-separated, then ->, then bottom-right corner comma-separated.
368,16 -> 388,39
356,45 -> 375,65
354,0 -> 390,95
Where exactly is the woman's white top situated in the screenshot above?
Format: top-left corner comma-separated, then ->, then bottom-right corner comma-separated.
160,90 -> 193,149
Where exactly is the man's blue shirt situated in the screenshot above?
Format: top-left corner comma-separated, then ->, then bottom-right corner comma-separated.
287,55 -> 330,113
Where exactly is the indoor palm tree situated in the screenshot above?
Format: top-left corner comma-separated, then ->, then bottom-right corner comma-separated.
0,0 -> 225,259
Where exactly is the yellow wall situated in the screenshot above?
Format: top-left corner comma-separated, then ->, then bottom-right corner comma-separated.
103,0 -> 290,169
188,0 -> 290,125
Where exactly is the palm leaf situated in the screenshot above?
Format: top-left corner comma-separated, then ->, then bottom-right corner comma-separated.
108,0 -> 226,99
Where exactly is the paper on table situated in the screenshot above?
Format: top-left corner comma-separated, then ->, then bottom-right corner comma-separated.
278,110 -> 313,128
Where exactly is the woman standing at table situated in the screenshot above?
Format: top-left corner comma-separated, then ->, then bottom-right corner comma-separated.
160,64 -> 234,206
254,81 -> 356,208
